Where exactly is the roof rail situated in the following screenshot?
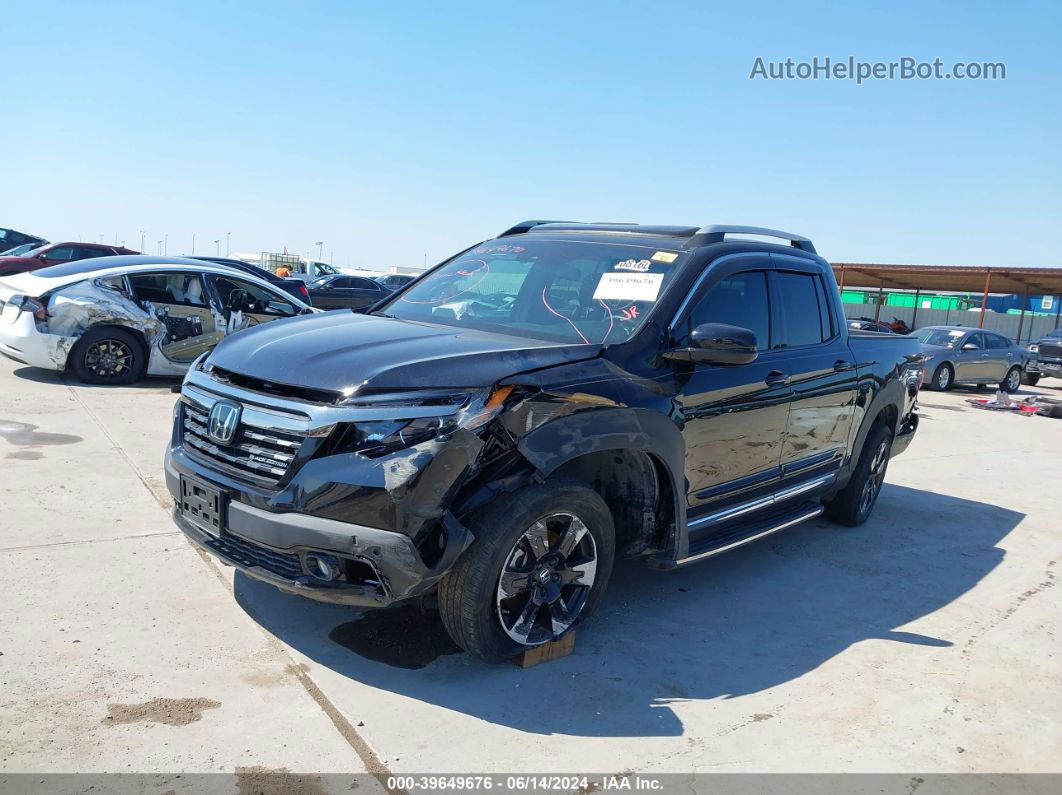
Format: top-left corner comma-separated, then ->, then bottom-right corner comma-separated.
687,224 -> 816,253
498,220 -> 575,237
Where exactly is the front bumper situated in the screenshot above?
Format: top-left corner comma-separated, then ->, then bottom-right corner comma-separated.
1028,357 -> 1062,378
165,449 -> 472,607
891,411 -> 918,458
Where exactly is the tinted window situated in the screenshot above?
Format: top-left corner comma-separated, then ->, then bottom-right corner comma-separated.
986,333 -> 1010,349
777,271 -> 826,347
813,274 -> 835,338
43,246 -> 78,262
77,247 -> 111,259
348,277 -> 379,290
964,333 -> 983,349
684,271 -> 771,351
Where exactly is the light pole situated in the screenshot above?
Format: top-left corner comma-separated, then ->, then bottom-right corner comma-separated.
157,240 -> 163,255
225,232 -> 230,256
214,239 -> 220,255
139,230 -> 145,252
163,234 -> 168,255
191,233 -> 196,254
315,241 -> 323,262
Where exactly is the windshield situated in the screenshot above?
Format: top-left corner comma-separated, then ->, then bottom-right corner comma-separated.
912,328 -> 966,347
1048,328 -> 1062,338
0,243 -> 40,256
379,239 -> 687,344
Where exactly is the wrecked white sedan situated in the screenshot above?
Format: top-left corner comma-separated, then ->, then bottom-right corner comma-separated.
0,256 -> 315,384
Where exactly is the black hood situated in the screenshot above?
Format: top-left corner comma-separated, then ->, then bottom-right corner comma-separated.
207,311 -> 600,393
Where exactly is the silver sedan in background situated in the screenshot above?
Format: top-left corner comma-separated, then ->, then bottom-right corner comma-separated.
911,325 -> 1029,392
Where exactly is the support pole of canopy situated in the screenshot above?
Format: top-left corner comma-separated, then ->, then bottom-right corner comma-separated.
978,270 -> 992,329
1016,286 -> 1029,344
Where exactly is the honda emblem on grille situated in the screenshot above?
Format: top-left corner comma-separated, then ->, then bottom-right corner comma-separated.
207,401 -> 241,446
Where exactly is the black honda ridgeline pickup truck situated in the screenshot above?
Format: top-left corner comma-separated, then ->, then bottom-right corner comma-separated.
166,222 -> 921,661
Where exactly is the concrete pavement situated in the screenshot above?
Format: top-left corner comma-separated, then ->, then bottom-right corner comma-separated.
0,356 -> 1059,778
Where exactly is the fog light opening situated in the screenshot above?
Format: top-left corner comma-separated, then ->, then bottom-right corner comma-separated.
305,554 -> 339,581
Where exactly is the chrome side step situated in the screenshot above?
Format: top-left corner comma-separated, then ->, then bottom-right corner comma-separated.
674,504 -> 824,567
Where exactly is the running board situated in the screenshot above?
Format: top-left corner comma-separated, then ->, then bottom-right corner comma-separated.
672,501 -> 824,568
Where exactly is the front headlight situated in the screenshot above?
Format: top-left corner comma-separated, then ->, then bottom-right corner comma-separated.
337,385 -> 514,457
1028,343 -> 1039,353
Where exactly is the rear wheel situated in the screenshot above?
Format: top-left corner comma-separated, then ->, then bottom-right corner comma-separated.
824,423 -> 893,527
438,481 -> 615,663
70,327 -> 146,385
1000,366 -> 1022,394
929,363 -> 953,391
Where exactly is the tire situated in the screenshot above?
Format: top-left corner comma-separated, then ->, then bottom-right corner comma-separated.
1023,372 -> 1041,387
438,480 -> 616,663
70,327 -> 147,385
1000,366 -> 1022,394
824,423 -> 893,527
929,363 -> 953,391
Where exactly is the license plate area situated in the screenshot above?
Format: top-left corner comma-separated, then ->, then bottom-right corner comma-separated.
179,475 -> 226,539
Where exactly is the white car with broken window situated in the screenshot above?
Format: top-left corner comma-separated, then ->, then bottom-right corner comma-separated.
0,256 -> 315,384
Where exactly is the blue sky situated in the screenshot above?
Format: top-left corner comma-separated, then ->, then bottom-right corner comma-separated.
5,0 -> 1060,268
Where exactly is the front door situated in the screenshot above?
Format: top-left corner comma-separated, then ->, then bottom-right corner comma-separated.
954,332 -> 989,381
671,261 -> 791,513
208,274 -> 300,335
982,332 -> 1014,381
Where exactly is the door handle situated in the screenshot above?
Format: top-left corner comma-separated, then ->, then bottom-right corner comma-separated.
764,370 -> 789,385
833,359 -> 851,371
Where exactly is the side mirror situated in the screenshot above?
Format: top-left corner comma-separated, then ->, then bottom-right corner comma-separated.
664,322 -> 759,365
225,289 -> 249,312
962,343 -> 978,351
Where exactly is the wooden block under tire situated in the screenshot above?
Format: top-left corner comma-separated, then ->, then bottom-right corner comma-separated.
512,631 -> 576,668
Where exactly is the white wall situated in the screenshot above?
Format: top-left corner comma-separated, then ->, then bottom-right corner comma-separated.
844,302 -> 1060,344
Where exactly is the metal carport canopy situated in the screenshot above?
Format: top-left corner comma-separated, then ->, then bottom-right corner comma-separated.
830,262 -> 1062,296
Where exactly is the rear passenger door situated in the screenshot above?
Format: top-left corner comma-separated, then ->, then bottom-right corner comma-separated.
770,257 -> 858,486
127,272 -> 222,363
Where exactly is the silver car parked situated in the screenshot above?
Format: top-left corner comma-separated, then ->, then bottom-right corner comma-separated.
911,325 -> 1028,393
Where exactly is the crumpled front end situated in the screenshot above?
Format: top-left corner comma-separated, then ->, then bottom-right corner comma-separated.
164,364 -> 499,605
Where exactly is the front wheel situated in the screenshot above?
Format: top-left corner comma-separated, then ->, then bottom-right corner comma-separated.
1023,372 -> 1041,387
824,423 -> 893,527
438,481 -> 615,663
1000,366 -> 1022,394
929,363 -> 953,391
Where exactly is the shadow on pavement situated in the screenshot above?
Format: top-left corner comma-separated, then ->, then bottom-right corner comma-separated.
12,365 -> 180,392
233,484 -> 1022,738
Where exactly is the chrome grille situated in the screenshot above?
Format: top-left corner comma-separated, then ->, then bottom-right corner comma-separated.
1039,341 -> 1062,359
180,386 -> 308,486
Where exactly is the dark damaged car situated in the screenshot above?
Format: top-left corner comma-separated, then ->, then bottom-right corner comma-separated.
166,222 -> 921,662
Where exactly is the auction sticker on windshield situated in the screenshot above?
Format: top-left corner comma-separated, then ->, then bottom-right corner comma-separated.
593,272 -> 664,301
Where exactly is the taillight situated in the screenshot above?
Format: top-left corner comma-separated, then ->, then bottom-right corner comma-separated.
11,295 -> 48,321
299,284 -> 309,299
